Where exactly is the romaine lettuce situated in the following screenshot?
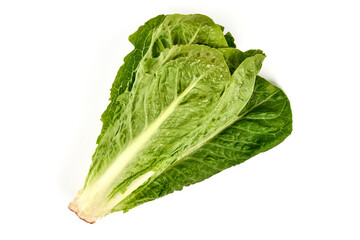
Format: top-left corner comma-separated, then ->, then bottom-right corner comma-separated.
69,14 -> 292,223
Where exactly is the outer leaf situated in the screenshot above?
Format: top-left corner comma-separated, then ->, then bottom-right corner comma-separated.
115,76 -> 292,212
87,14 -> 229,185
97,14 -> 166,144
97,14 -> 228,143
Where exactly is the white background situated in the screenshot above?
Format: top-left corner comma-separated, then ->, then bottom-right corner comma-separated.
1,0 -> 359,239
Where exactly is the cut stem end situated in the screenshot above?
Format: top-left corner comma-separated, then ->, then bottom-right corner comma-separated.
68,193 -> 102,224
68,202 -> 96,224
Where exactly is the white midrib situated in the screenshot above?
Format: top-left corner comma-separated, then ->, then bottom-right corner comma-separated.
78,71 -> 208,216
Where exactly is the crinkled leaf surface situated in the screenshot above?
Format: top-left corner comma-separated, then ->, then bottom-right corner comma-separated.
115,76 -> 292,212
87,14 -> 229,186
69,13 -> 292,223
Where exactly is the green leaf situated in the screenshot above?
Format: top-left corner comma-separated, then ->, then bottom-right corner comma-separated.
97,14 -> 228,144
97,14 -> 166,144
116,76 -> 292,212
224,31 -> 236,48
218,48 -> 264,74
86,14 -> 230,187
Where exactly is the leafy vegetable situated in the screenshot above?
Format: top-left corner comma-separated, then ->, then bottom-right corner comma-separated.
69,14 -> 292,223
